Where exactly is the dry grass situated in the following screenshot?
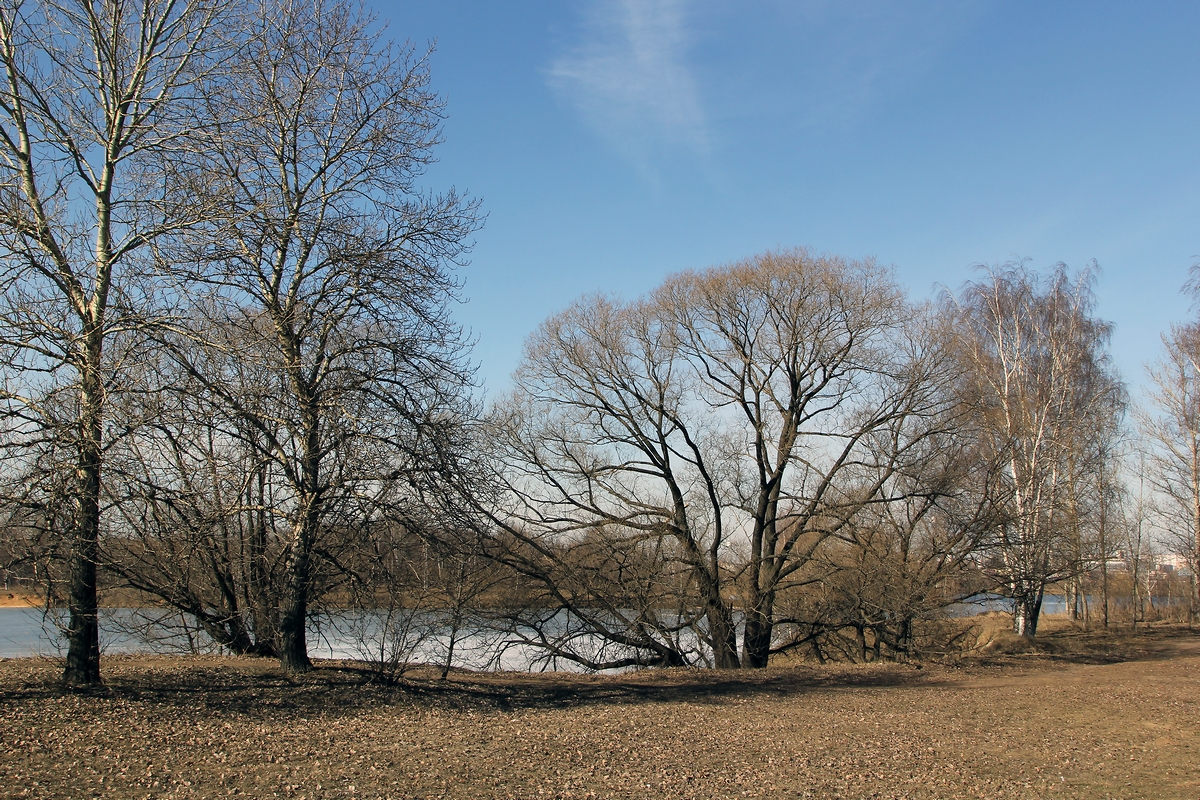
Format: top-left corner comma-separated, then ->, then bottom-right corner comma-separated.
0,592 -> 39,609
1,623 -> 1198,799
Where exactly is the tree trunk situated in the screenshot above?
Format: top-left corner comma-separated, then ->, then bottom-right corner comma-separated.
898,617 -> 914,659
741,595 -> 774,668
64,356 -> 104,687
63,520 -> 101,685
1100,559 -> 1109,629
705,599 -> 740,669
276,374 -> 322,673
278,589 -> 310,671
278,532 -> 312,672
1194,559 -> 1200,626
1191,573 -> 1198,628
441,613 -> 460,680
674,513 -> 740,669
1012,588 -> 1044,638
278,490 -> 316,671
1098,466 -> 1110,629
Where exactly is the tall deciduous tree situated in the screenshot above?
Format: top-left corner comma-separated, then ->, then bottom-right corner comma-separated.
168,0 -> 480,672
948,264 -> 1121,637
482,251 -> 959,669
0,0 -> 229,685
1142,315 -> 1200,615
104,339 -> 286,656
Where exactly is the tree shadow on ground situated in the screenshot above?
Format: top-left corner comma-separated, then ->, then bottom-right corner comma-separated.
0,654 -> 947,718
3,625 -> 1195,720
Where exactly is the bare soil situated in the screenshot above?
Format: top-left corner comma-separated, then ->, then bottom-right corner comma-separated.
0,593 -> 38,609
1,624 -> 1197,800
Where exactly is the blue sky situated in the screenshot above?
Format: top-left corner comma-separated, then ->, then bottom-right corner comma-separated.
379,1 -> 1200,403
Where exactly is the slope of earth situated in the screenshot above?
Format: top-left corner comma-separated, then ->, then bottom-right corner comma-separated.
0,625 -> 1196,800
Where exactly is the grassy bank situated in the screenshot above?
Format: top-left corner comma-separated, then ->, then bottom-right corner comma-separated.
1,625 -> 1198,799
0,591 -> 39,608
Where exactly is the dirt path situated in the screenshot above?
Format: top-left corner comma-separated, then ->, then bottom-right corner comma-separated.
1,629 -> 1198,799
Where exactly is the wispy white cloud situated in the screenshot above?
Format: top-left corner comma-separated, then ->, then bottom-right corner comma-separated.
548,0 -> 710,173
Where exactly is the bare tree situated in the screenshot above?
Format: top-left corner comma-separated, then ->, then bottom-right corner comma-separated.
786,418 -> 1004,662
163,0 -> 480,672
947,263 -> 1122,637
1123,455 -> 1154,626
103,342 -> 285,656
1087,436 -> 1127,628
1141,317 -> 1200,617
480,251 -> 961,669
0,0 -> 230,685
1058,389 -> 1126,626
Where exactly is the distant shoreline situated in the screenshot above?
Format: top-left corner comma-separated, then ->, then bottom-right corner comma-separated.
0,592 -> 39,608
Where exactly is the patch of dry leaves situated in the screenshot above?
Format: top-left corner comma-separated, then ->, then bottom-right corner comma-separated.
1,627 -> 1198,799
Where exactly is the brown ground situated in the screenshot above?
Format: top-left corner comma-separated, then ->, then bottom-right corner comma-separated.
1,624 -> 1197,800
0,592 -> 39,608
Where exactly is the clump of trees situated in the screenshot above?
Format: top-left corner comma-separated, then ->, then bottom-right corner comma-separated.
946,264 -> 1124,637
474,251 -> 1002,669
1139,269 -> 1200,621
1,4 -> 1196,687
467,253 -> 1200,667
0,0 -> 478,685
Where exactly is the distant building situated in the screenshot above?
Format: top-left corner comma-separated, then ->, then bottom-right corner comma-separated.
1156,552 -> 1194,576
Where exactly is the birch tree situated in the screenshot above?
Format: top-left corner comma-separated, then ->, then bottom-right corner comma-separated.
948,264 -> 1121,637
0,0 -> 229,685
1141,319 -> 1200,614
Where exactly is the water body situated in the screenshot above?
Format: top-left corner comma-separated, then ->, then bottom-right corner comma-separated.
0,607 -> 203,660
1,596 -> 1165,666
0,607 -> 569,671
946,592 -> 1080,616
